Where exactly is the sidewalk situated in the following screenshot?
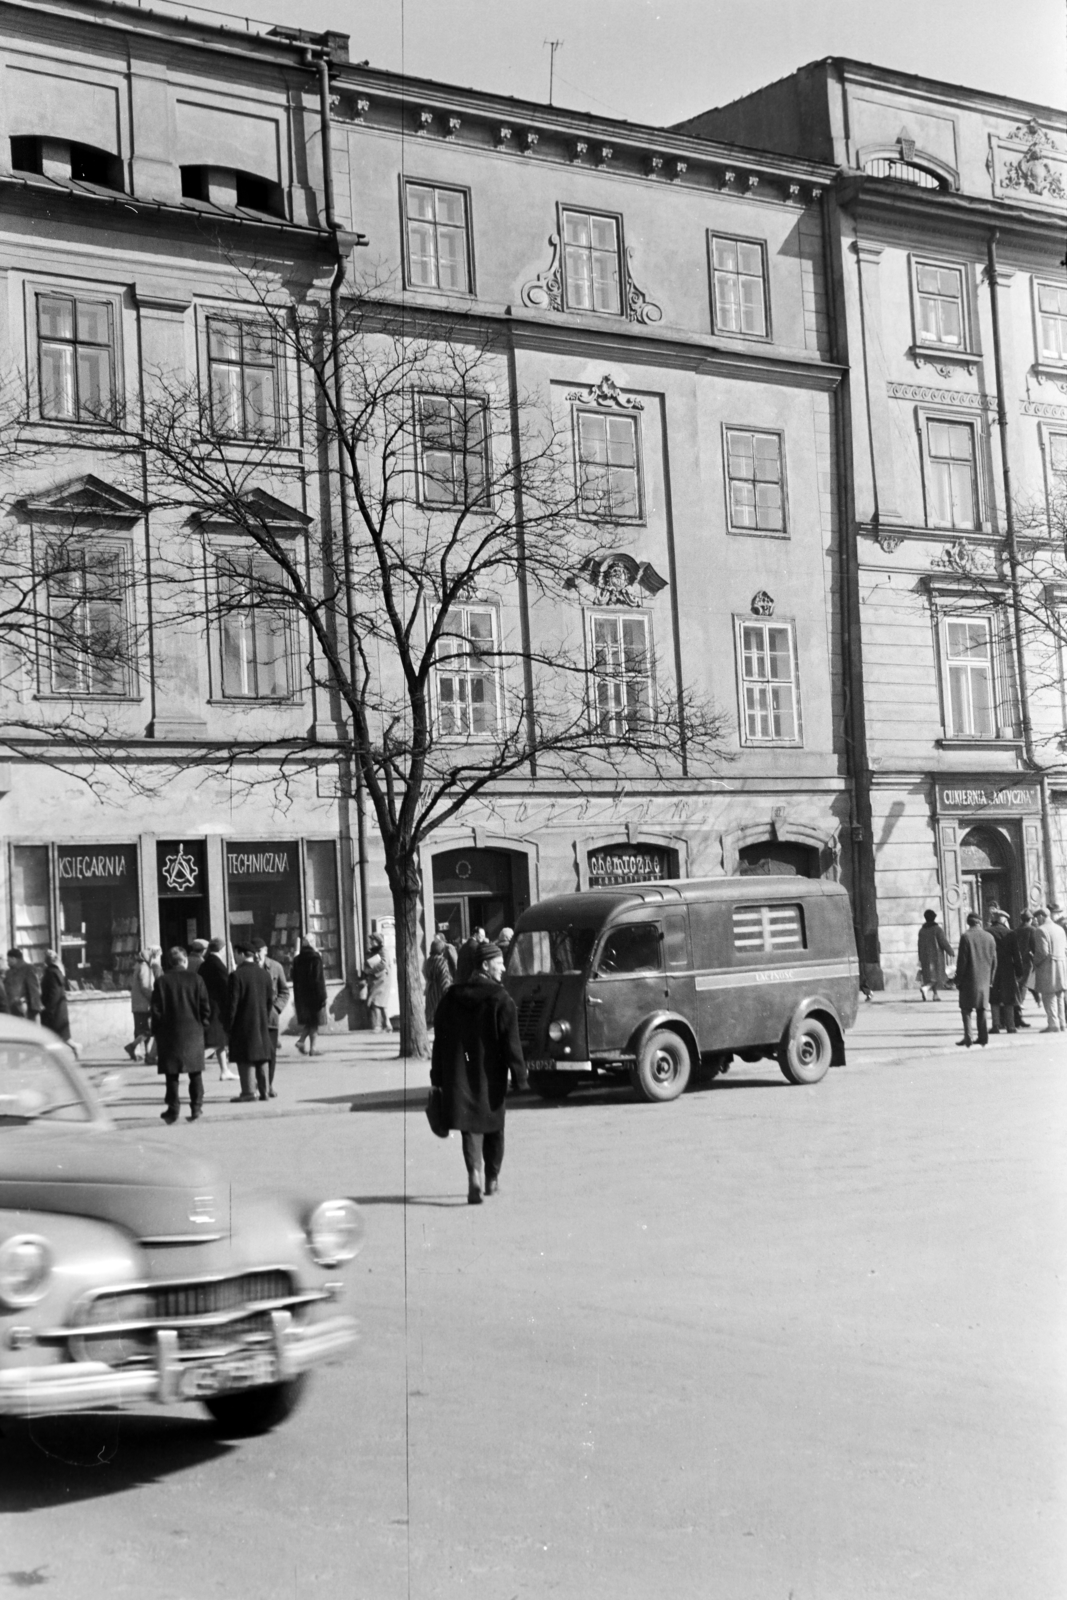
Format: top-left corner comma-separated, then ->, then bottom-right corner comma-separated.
83,992 -> 1056,1129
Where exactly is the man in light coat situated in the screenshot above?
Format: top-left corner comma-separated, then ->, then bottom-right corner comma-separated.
1032,908 -> 1067,1033
955,911 -> 997,1048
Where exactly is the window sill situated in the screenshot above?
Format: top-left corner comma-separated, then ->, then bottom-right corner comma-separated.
34,692 -> 141,703
24,417 -> 124,437
936,737 -> 1024,750
727,527 -> 790,539
711,327 -> 772,344
740,740 -> 805,748
908,344 -> 980,375
206,697 -> 305,708
1032,361 -> 1067,389
403,280 -> 475,300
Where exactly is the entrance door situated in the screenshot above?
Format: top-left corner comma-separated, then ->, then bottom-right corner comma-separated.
959,826 -> 1014,922
156,840 -> 209,954
431,848 -> 530,946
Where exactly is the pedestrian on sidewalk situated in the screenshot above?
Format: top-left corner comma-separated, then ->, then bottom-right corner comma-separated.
150,946 -> 210,1124
955,912 -> 997,1049
254,938 -> 289,1097
40,949 -> 70,1042
187,937 -> 209,974
125,948 -> 157,1061
423,933 -> 453,1027
362,934 -> 392,1033
292,935 -> 327,1056
1032,908 -> 1067,1033
199,936 -> 236,1080
4,948 -> 42,1023
1011,911 -> 1038,1029
455,927 -> 488,985
228,946 -> 275,1102
429,940 -> 526,1205
988,910 -> 1020,1033
917,909 -> 954,1001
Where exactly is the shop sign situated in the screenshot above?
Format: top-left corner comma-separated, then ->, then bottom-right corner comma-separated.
57,846 -> 136,887
157,840 -> 205,898
935,780 -> 1041,815
588,844 -> 676,888
225,843 -> 297,881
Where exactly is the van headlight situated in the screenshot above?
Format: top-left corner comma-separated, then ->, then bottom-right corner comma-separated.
306,1200 -> 364,1267
547,1020 -> 571,1044
0,1235 -> 53,1308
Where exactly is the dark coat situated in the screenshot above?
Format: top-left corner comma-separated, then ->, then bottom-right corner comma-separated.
198,950 -> 231,1049
40,962 -> 70,1041
989,923 -> 1021,1005
955,925 -> 997,1011
291,948 -> 327,1026
4,961 -> 41,1019
150,968 -> 210,1075
1011,924 -> 1037,988
917,921 -> 954,986
263,956 -> 290,1030
429,974 -> 526,1134
227,961 -> 275,1064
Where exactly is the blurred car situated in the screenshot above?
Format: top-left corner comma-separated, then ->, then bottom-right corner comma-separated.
0,1017 -> 362,1435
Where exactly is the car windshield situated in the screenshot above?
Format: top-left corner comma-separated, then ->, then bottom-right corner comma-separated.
509,927 -> 599,976
0,1041 -> 92,1124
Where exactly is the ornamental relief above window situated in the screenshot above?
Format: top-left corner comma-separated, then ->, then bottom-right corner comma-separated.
566,551 -> 668,607
522,210 -> 663,325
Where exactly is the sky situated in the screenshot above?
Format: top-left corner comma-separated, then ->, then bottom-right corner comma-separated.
168,0 -> 1066,125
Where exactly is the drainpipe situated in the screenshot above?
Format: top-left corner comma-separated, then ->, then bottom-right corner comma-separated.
307,46 -> 371,961
986,231 -> 1057,904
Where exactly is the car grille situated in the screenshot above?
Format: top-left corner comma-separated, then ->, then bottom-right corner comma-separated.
67,1270 -> 304,1365
143,1271 -> 293,1321
516,991 -> 551,1049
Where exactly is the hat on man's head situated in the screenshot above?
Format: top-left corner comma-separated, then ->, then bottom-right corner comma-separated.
190,938 -> 209,951
966,911 -> 981,926
475,942 -> 503,965
923,909 -> 938,923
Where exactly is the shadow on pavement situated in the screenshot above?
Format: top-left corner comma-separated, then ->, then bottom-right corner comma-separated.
0,1412 -> 234,1510
326,1072 -> 791,1115
350,1193 -> 469,1208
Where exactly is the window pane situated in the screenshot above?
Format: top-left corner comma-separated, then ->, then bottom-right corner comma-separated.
221,609 -> 255,697
565,249 -> 593,309
211,365 -> 244,434
407,220 -> 438,285
918,296 -> 940,342
713,239 -> 737,272
579,413 -> 608,460
208,321 -> 241,362
77,345 -> 112,421
752,435 -> 781,480
730,481 -> 756,526
715,275 -> 741,331
739,276 -> 766,334
939,299 -> 962,345
754,484 -> 783,529
242,365 -> 277,437
948,461 -> 975,527
38,296 -> 74,341
591,251 -> 620,313
40,343 -> 75,419
605,417 -> 635,464
256,607 -> 291,697
590,215 -> 617,252
406,184 -> 435,221
241,324 -> 275,366
916,266 -> 941,294
76,300 -> 111,345
435,189 -> 464,226
436,228 -> 467,290
563,211 -> 590,247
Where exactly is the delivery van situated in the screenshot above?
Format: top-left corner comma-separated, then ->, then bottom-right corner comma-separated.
505,876 -> 859,1102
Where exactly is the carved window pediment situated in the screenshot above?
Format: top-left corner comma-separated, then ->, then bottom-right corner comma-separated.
195,488 -> 312,535
21,473 -> 143,524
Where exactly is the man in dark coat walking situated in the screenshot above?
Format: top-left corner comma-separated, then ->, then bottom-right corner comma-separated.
254,938 -> 290,1098
1011,911 -> 1038,1028
955,911 -> 997,1048
199,937 -> 237,1081
40,949 -> 70,1042
430,941 -> 526,1204
988,910 -> 1021,1034
227,947 -> 275,1102
150,946 -> 211,1123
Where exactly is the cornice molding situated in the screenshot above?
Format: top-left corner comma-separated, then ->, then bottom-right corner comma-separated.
887,381 -> 997,410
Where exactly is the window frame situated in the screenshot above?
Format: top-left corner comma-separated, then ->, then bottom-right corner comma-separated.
707,232 -> 771,342
937,611 -> 1002,741
204,314 -> 283,443
558,205 -> 625,318
400,177 -> 475,297
414,391 -> 492,510
573,406 -> 644,524
1032,278 -> 1067,368
909,257 -> 971,354
734,615 -> 803,747
212,547 -> 297,703
28,283 -> 123,430
1040,424 -> 1067,513
920,413 -> 983,532
431,601 -> 503,740
722,424 -> 788,538
40,538 -> 135,700
586,607 -> 656,742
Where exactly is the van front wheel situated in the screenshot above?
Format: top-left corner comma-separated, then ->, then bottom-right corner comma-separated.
631,1031 -> 692,1103
778,1018 -> 832,1085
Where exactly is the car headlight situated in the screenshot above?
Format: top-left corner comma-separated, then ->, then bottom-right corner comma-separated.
0,1235 -> 53,1309
547,1019 -> 571,1044
306,1200 -> 364,1267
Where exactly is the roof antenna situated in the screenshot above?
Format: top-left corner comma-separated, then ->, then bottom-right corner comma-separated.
544,38 -> 563,106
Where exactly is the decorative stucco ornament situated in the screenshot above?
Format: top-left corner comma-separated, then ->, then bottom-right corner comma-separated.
750,590 -> 775,617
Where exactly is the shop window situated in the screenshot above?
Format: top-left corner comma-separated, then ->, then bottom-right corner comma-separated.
56,845 -> 140,991
588,610 -> 653,738
434,604 -> 500,736
403,182 -> 472,293
587,844 -> 677,887
304,840 -> 341,979
924,419 -> 979,530
46,544 -> 132,696
37,292 -> 116,424
217,553 -> 293,700
575,411 -> 641,520
225,840 -> 301,970
709,235 -> 769,338
1036,282 -> 1067,363
732,902 -> 805,954
913,264 -> 966,348
941,617 -> 996,738
10,845 -> 52,966
736,619 -> 801,744
561,209 -> 622,315
206,318 -> 279,440
416,394 -> 489,507
724,428 -> 785,534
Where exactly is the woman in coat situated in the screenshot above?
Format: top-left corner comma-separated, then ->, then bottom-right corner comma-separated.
227,948 -> 276,1101
917,910 -> 954,1000
291,936 -> 328,1056
40,949 -> 70,1042
422,934 -> 454,1027
361,934 -> 392,1032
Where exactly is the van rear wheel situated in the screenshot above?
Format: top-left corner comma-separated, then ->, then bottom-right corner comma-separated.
528,1072 -> 578,1101
778,1018 -> 833,1085
631,1031 -> 692,1103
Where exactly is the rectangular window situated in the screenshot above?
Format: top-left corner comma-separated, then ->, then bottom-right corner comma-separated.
435,605 -> 500,736
404,182 -> 471,293
417,394 -> 489,507
217,554 -> 293,700
926,419 -> 978,529
10,845 -> 52,968
561,209 -> 621,314
304,840 -> 341,979
46,545 -> 130,696
576,411 -> 641,519
37,293 -> 115,423
225,840 -> 301,969
1047,430 -> 1067,501
57,844 -> 140,992
1037,282 -> 1067,362
943,617 -> 996,738
589,611 -> 653,738
710,236 -> 768,337
737,620 -> 800,743
725,429 -> 785,533
915,264 -> 965,347
732,902 -> 806,954
207,319 -> 279,439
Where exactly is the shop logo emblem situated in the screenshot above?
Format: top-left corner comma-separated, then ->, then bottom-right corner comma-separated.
161,844 -> 199,894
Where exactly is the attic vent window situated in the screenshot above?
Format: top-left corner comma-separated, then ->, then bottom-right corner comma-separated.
180,165 -> 284,219
864,157 -> 943,190
9,137 -> 123,192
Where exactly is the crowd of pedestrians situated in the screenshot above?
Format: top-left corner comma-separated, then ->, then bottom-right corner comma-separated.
917,902 -> 1067,1047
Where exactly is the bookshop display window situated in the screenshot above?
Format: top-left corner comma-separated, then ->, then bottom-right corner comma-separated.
225,841 -> 301,971
304,840 -> 341,979
56,845 -> 140,991
11,845 -> 52,966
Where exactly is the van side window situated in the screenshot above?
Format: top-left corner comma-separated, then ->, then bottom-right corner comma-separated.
662,912 -> 689,968
596,923 -> 662,976
732,903 -> 805,954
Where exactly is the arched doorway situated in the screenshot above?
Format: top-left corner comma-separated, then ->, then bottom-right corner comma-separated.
737,841 -> 819,878
431,847 -> 530,945
959,826 -> 1015,921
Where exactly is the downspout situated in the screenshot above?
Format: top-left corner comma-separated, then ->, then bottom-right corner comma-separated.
308,46 -> 371,961
986,232 -> 1057,904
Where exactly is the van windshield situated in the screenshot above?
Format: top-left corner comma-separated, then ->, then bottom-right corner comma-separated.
509,927 -> 598,976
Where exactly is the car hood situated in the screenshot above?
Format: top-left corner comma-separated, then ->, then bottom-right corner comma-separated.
0,1127 -> 226,1244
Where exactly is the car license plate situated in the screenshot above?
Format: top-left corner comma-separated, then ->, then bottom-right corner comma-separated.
179,1350 -> 278,1399
525,1058 -> 555,1071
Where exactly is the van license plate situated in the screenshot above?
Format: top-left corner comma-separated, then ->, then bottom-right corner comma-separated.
525,1058 -> 555,1071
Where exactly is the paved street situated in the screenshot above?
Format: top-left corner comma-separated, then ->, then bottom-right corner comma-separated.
2,1017 -> 1065,1600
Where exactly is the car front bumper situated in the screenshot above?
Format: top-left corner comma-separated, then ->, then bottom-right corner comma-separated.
0,1309 -> 356,1417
